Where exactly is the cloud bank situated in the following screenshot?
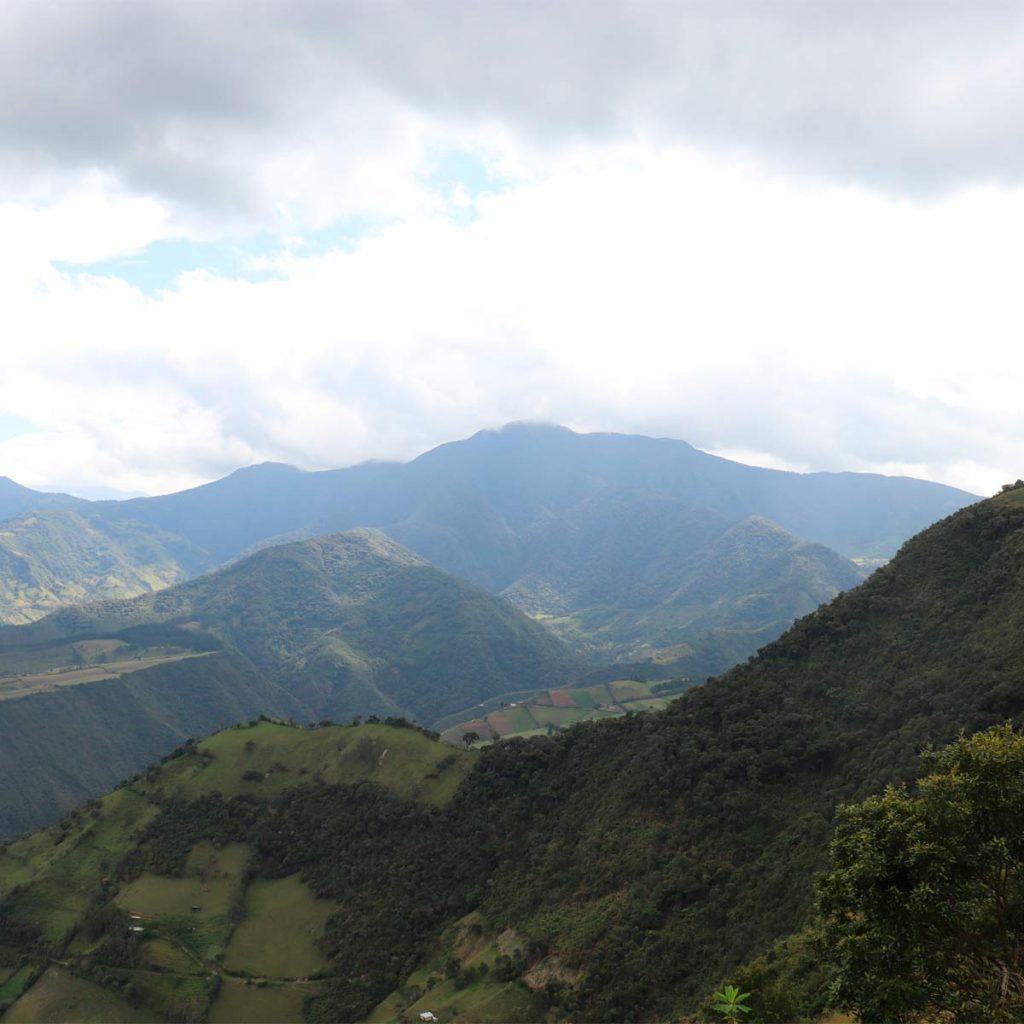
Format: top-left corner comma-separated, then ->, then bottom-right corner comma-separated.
1,2 -> 1022,496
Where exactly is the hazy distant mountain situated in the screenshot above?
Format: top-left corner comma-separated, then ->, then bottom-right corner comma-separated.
0,426 -> 976,665
0,509 -> 214,625
0,475 -> 83,523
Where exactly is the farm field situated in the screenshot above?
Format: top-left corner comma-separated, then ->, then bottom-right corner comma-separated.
439,678 -> 694,746
208,978 -> 317,1024
0,720 -> 473,1022
0,966 -> 159,1024
223,874 -> 336,978
1,788 -> 158,943
117,841 -> 250,919
0,650 -> 215,702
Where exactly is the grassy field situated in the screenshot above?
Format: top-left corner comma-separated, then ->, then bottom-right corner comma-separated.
135,938 -> 200,974
223,874 -> 336,978
0,650 -> 215,702
208,978 -> 315,1024
0,967 -> 159,1024
439,679 -> 690,746
115,840 -> 250,963
117,841 -> 249,919
168,720 -> 474,806
125,969 -> 213,1022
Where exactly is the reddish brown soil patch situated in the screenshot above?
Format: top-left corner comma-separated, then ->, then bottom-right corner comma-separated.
550,690 -> 577,708
486,712 -> 515,735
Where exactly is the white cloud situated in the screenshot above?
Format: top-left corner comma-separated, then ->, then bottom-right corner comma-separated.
0,143 -> 1021,497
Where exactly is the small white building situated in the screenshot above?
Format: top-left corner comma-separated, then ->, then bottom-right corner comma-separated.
419,1013 -> 438,1023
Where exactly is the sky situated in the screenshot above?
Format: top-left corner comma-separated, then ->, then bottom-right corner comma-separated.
2,2 -> 1024,498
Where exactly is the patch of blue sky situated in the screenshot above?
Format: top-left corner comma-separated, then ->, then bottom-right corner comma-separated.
51,217 -> 380,297
421,148 -> 512,224
0,415 -> 40,441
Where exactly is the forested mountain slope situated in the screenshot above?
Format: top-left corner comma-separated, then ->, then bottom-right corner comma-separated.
2,530 -> 582,725
2,491 -> 1021,1023
506,509 -> 863,665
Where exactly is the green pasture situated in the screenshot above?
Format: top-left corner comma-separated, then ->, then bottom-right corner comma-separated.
0,967 -> 158,1024
126,969 -> 212,1022
162,721 -> 473,806
116,842 -> 248,919
135,938 -> 198,974
208,978 -> 313,1024
224,874 -> 336,978
487,705 -> 537,734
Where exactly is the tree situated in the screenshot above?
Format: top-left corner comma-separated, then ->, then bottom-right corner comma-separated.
462,731 -> 480,749
818,724 -> 1024,1022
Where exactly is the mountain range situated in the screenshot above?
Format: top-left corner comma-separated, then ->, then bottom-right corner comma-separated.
0,424 -> 975,675
0,486 -> 1020,1023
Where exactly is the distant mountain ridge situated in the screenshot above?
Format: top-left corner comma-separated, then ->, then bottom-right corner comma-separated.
0,425 -> 975,671
0,475 -> 83,522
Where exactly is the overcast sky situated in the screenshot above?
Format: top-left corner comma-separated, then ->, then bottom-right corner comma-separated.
2,1 -> 1023,497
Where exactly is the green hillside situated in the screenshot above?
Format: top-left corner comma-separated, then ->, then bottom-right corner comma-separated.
0,721 -> 474,1023
7,530 -> 583,725
0,510 -> 213,626
0,531 -> 580,840
3,491 -> 1018,1023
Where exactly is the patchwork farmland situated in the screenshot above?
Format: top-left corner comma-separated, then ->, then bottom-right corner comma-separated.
438,678 -> 694,747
